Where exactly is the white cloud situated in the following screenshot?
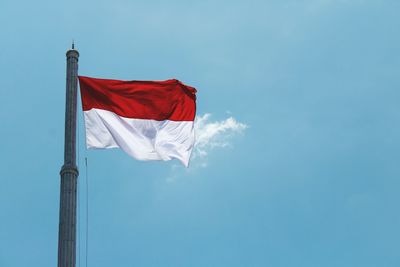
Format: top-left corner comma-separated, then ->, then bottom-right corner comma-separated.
193,113 -> 248,161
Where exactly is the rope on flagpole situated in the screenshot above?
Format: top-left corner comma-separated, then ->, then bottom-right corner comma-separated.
78,98 -> 80,267
77,83 -> 82,267
85,157 -> 89,267
77,184 -> 81,267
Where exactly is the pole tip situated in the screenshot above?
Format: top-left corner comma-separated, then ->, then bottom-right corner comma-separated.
66,39 -> 79,57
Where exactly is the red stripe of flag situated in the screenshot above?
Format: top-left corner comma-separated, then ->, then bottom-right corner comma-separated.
78,76 -> 197,121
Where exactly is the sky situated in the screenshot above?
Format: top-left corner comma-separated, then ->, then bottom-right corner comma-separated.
0,0 -> 399,266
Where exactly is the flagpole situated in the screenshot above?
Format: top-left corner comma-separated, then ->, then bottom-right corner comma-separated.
58,44 -> 79,267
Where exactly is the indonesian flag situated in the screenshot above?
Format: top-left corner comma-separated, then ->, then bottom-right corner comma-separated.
78,76 -> 197,167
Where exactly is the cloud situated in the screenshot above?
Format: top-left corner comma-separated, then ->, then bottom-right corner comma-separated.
193,113 -> 248,160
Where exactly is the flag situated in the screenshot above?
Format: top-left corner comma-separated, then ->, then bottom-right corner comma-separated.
78,76 -> 197,167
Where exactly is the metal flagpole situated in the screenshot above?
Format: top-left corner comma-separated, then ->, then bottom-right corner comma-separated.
58,44 -> 79,267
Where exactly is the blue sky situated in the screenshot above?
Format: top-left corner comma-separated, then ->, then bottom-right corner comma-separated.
1,0 -> 399,266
